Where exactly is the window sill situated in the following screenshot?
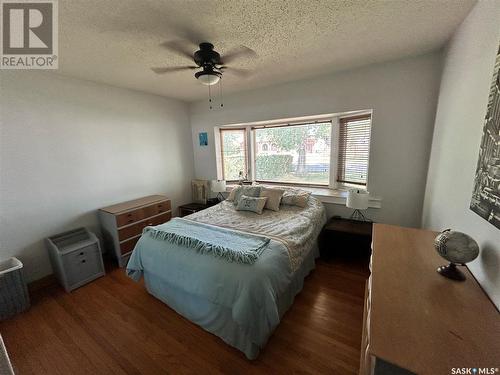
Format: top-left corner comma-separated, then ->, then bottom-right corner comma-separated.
225,184 -> 382,208
304,186 -> 381,208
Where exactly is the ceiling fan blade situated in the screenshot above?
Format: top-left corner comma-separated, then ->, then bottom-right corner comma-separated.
160,40 -> 195,61
151,66 -> 198,74
174,26 -> 207,47
220,66 -> 254,77
220,45 -> 257,64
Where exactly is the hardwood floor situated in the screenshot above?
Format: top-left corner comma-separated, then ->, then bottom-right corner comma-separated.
0,260 -> 368,375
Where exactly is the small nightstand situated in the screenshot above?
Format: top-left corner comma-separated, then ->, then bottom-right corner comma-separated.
178,201 -> 218,217
319,217 -> 373,260
46,228 -> 105,292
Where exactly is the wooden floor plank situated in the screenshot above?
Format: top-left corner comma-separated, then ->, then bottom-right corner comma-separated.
0,260 -> 368,374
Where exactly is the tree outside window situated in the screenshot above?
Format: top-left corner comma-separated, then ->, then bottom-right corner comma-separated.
254,122 -> 331,184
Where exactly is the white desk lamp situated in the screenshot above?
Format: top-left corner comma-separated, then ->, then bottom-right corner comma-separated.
211,180 -> 226,201
346,189 -> 369,221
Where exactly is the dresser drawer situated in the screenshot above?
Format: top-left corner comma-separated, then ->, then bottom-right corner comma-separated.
99,195 -> 171,267
118,212 -> 172,241
115,200 -> 171,227
120,236 -> 141,255
116,208 -> 147,227
143,200 -> 171,217
62,244 -> 104,288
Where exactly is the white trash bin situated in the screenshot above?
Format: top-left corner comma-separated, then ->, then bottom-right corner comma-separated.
0,257 -> 30,320
0,334 -> 15,375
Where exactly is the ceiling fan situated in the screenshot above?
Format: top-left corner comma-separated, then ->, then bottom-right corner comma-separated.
152,41 -> 257,86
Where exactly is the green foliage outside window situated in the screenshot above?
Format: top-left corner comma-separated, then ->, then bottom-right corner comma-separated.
221,122 -> 332,184
255,123 -> 331,184
255,154 -> 293,179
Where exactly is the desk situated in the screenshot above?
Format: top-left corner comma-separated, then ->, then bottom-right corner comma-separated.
361,224 -> 500,375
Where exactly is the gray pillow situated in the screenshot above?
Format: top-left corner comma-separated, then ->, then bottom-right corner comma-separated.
236,195 -> 268,214
232,186 -> 262,206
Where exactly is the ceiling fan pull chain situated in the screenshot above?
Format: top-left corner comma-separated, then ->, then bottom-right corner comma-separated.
208,84 -> 212,110
219,78 -> 224,108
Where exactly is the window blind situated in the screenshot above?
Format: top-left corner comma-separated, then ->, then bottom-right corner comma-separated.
337,115 -> 372,186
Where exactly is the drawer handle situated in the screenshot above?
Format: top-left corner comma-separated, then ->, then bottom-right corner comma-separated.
81,260 -> 86,263
128,219 -> 134,223
127,213 -> 132,217
79,252 -> 84,256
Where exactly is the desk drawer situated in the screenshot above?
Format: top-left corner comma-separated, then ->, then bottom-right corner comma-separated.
118,212 -> 171,241
115,200 -> 171,227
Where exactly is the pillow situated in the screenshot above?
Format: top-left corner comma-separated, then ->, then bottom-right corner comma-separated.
260,188 -> 285,211
236,195 -> 268,214
226,186 -> 239,202
232,186 -> 262,206
281,190 -> 311,208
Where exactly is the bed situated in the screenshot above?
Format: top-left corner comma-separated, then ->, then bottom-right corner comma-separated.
126,193 -> 326,359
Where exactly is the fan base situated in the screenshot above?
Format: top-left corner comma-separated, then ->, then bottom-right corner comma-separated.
437,263 -> 466,281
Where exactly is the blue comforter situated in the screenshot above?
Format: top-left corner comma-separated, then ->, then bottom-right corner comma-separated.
126,197 -> 326,359
127,226 -> 293,358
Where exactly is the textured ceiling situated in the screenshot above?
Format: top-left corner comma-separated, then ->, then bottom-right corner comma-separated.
56,0 -> 476,101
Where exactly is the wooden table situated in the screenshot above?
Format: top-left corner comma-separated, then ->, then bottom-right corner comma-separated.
320,217 -> 373,259
178,201 -> 218,217
361,224 -> 500,375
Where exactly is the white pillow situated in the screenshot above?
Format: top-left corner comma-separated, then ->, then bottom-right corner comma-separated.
226,186 -> 239,201
235,195 -> 268,214
260,188 -> 285,211
281,190 -> 311,207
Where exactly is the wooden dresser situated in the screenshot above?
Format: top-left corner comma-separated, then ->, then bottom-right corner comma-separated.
99,195 -> 171,267
360,224 -> 500,375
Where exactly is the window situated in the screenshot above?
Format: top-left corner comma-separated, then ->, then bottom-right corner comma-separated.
337,115 -> 371,186
220,128 -> 247,180
253,122 -> 332,185
216,113 -> 372,188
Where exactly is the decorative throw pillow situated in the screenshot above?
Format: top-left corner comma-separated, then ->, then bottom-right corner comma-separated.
232,186 -> 262,206
226,186 -> 240,202
281,190 -> 311,208
260,188 -> 285,211
236,195 -> 268,214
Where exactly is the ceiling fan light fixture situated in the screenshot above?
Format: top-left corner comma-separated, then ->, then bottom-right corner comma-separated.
195,71 -> 221,86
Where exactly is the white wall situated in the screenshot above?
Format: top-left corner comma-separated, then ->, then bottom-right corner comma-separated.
422,1 -> 500,308
190,52 -> 443,227
0,71 -> 195,282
